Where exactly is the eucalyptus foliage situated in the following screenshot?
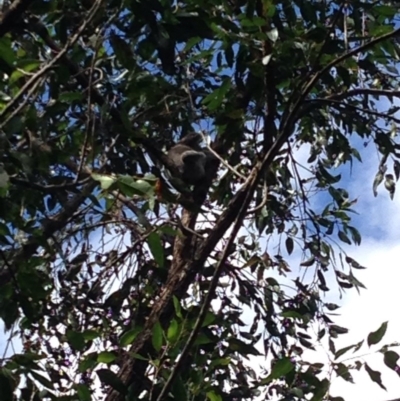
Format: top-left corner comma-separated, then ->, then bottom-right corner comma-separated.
0,0 -> 400,400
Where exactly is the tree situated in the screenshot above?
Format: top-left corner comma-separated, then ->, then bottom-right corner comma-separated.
0,0 -> 400,400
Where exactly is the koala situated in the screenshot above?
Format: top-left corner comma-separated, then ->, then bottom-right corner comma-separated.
167,133 -> 208,185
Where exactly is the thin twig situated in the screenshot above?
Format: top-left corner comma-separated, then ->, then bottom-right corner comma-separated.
200,132 -> 246,181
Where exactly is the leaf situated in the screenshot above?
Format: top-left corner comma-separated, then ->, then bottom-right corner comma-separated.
66,329 -> 86,351
76,383 -> 92,401
325,303 -> 340,311
0,37 -> 15,65
97,351 -> 117,364
0,368 -> 16,401
202,79 -> 231,111
152,321 -> 163,352
91,173 -> 116,190
372,171 -> 384,196
285,237 -> 294,255
367,321 -> 388,346
79,353 -> 98,372
364,363 -> 386,390
228,338 -> 261,356
329,325 -> 349,335
147,232 -> 164,268
59,91 -> 84,102
83,330 -> 100,341
202,311 -> 216,327
338,230 -> 351,245
167,319 -> 179,343
347,226 -> 361,245
310,378 -> 329,401
10,60 -> 41,84
394,160 -> 400,181
262,357 -> 294,383
96,369 -> 127,395
30,371 -> 54,389
207,390 -> 222,401
383,350 -> 399,370
334,363 -> 353,382
0,168 -> 9,189
194,333 -> 213,345
300,256 -> 315,267
173,296 -> 182,319
120,327 -> 142,347
118,175 -> 154,196
172,375 -> 188,401
335,344 -> 357,359
129,353 -> 148,361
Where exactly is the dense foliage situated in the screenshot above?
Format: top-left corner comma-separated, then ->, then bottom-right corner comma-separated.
0,0 -> 400,400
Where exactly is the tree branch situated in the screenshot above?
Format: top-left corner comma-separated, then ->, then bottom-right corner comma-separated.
281,26 -> 400,138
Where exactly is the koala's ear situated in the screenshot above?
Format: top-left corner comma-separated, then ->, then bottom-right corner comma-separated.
178,133 -> 203,147
181,150 -> 206,165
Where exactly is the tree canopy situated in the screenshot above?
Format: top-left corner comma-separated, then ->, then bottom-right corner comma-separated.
0,0 -> 400,400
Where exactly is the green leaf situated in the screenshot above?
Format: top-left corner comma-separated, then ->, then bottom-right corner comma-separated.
310,378 -> 329,401
173,296 -> 182,319
338,230 -> 351,245
334,362 -> 353,382
118,175 -> 154,196
228,338 -> 260,356
152,321 -> 163,352
120,327 -> 142,347
0,368 -> 16,401
262,357 -> 294,383
147,232 -> 164,268
372,171 -> 384,196
59,91 -> 84,102
364,363 -> 386,390
129,353 -> 148,361
66,329 -> 86,351
367,321 -> 388,346
383,350 -> 399,370
97,351 -> 117,364
96,369 -> 127,395
76,383 -> 92,401
30,371 -> 54,389
91,173 -> 116,190
79,353 -> 98,372
0,168 -> 9,189
0,37 -> 15,65
172,375 -> 188,401
194,333 -> 213,345
207,390 -> 222,401
202,79 -> 231,111
167,319 -> 179,343
347,226 -> 361,245
202,311 -> 217,327
83,330 -> 100,341
10,60 -> 41,84
300,256 -> 315,267
335,344 -> 357,359
285,237 -> 294,255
